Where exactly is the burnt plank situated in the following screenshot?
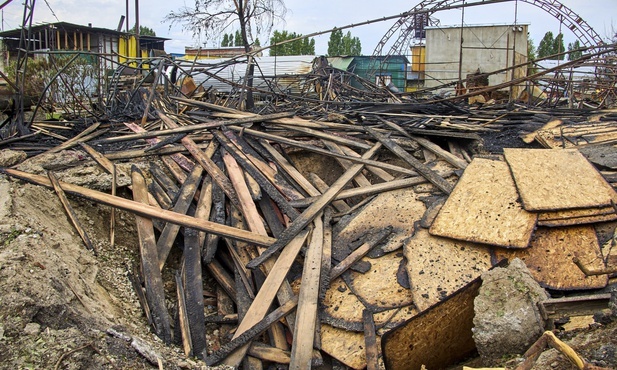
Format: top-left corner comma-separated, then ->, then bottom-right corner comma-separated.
183,228 -> 207,357
156,164 -> 203,270
47,171 -> 95,254
246,142 -> 383,270
1,168 -> 276,247
365,126 -> 453,194
131,166 -> 172,344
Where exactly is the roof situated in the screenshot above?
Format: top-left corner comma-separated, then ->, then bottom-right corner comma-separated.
0,21 -> 169,41
328,57 -> 355,71
327,55 -> 410,70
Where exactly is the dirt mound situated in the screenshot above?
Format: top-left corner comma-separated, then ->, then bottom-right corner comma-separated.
0,173 -> 202,369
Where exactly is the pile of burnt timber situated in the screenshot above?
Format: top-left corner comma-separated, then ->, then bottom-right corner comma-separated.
1,88 -> 617,369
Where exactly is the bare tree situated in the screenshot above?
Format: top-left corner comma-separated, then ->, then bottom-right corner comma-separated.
165,0 -> 287,109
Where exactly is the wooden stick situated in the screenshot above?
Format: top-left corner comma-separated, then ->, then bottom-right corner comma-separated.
159,112 -> 242,211
221,231 -> 309,367
230,126 -> 419,177
290,216 -> 324,370
206,259 -> 237,304
43,122 -> 101,154
339,144 -> 395,182
96,111 -> 294,144
248,342 -> 291,364
308,173 -> 351,213
365,127 -> 453,194
127,264 -> 152,327
215,130 -> 300,220
377,117 -> 468,169
320,208 -> 333,299
363,309 -> 379,370
246,142 -> 382,270
223,129 -> 304,201
183,228 -> 207,357
47,171 -> 95,254
323,141 -> 372,187
206,296 -> 298,366
156,164 -> 203,270
260,140 -> 321,197
131,166 -> 172,344
194,176 -> 213,248
330,226 -> 393,281
124,122 -> 196,174
212,131 -> 300,220
2,168 -> 276,247
290,174 -> 444,208
175,270 -> 193,356
271,123 -> 371,150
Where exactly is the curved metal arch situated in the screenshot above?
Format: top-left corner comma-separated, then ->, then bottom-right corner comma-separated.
372,0 -> 604,58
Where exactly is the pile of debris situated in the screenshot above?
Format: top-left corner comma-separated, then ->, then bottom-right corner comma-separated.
1,82 -> 616,369
1,41 -> 617,368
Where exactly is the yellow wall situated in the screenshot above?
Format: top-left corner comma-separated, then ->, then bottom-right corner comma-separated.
410,45 -> 425,72
118,35 -> 142,64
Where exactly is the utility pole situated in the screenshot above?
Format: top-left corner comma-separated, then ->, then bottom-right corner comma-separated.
134,0 -> 140,58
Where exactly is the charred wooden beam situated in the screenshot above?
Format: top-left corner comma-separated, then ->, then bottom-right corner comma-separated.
47,171 -> 95,254
246,142 -> 382,270
365,127 -> 453,194
1,168 -> 276,247
183,228 -> 208,357
131,166 -> 172,344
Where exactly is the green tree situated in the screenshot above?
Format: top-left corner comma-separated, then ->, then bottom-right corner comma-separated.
128,25 -> 156,36
327,29 -> 343,56
234,30 -> 242,46
527,33 -> 536,61
269,30 -> 315,56
567,40 -> 583,60
553,33 -> 565,60
527,33 -> 537,75
221,33 -> 230,47
537,31 -> 554,59
327,29 -> 361,56
537,31 -> 566,60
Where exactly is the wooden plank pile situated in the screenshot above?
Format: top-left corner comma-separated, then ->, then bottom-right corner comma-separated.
2,92 -> 616,369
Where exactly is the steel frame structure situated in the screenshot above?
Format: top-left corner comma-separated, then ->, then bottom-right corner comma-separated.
372,0 -> 604,58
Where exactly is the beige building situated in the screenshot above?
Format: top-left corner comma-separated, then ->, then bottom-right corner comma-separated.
423,23 -> 528,97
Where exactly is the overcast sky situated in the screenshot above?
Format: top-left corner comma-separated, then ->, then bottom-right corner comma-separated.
1,0 -> 614,55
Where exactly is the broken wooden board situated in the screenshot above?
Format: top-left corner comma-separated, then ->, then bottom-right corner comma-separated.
580,144 -> 617,170
404,228 -> 492,312
538,214 -> 617,227
493,226 -> 608,290
534,121 -> 617,149
344,252 -> 415,312
430,157 -> 537,248
538,205 -> 617,227
504,148 -> 617,212
320,266 -> 416,333
333,188 -> 426,256
381,279 -> 482,370
320,324 -> 368,370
